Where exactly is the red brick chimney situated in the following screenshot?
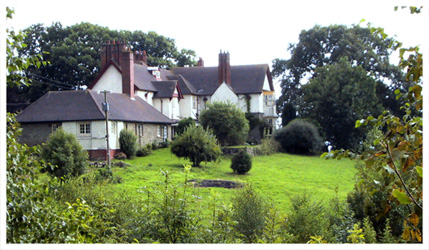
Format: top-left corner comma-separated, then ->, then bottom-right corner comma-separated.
121,48 -> 135,99
198,57 -> 204,67
218,51 -> 231,85
134,50 -> 148,64
101,40 -> 126,69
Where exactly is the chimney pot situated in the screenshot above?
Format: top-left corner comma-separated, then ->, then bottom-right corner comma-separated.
198,57 -> 204,67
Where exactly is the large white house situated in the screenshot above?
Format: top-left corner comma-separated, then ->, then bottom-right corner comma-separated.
17,41 -> 277,160
90,42 -> 277,134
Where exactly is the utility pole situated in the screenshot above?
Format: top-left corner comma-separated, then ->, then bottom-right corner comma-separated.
101,90 -> 111,171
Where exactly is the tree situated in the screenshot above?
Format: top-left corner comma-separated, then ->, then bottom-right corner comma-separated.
300,57 -> 383,149
199,102 -> 249,146
41,129 -> 88,181
176,117 -> 196,135
9,22 -> 198,109
273,24 -> 409,127
170,125 -> 222,167
324,20 -> 423,242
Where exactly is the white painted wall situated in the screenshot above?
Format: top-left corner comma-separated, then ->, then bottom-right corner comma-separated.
62,120 -> 112,150
236,93 -> 263,113
262,75 -> 271,91
153,98 -> 172,119
92,65 -> 122,93
135,90 -> 154,105
211,83 -> 238,104
179,95 -> 198,119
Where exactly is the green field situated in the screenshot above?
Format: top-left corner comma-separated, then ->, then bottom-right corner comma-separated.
111,148 -> 357,213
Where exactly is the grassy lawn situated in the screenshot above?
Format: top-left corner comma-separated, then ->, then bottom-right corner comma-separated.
110,148 -> 357,214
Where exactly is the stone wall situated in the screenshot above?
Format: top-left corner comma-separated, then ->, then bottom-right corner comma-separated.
20,122 -> 56,146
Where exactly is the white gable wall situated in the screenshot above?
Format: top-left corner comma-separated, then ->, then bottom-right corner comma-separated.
135,90 -> 154,105
211,83 -> 238,104
92,65 -> 123,93
262,75 -> 271,91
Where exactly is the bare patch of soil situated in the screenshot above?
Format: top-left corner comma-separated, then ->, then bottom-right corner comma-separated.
187,179 -> 243,189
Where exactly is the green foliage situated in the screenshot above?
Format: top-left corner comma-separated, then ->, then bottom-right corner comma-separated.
381,218 -> 396,243
231,185 -> 266,243
300,57 -> 383,149
136,145 -> 152,157
280,102 -> 296,126
148,170 -> 202,243
253,138 -> 280,156
119,129 -> 138,159
230,150 -> 252,174
41,128 -> 88,181
6,7 -> 46,88
274,119 -> 323,155
10,22 -> 197,106
6,114 -> 103,243
176,117 -> 195,135
362,217 -> 377,243
285,194 -> 329,243
170,125 -> 222,167
347,223 -> 365,243
200,102 -> 249,146
324,22 -> 423,242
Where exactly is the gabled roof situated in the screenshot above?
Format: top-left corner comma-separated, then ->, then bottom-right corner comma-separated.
16,90 -> 174,124
166,74 -> 197,95
152,80 -> 181,99
171,64 -> 273,95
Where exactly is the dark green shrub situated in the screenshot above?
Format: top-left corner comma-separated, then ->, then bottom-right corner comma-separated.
159,140 -> 170,148
199,102 -> 249,146
41,128 -> 88,180
231,185 -> 266,243
136,145 -> 151,157
119,129 -> 137,159
114,152 -> 127,160
170,125 -> 222,167
230,150 -> 252,174
274,119 -> 323,155
176,117 -> 195,135
151,141 -> 159,150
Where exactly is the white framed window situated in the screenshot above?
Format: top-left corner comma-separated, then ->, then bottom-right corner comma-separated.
157,126 -> 161,137
79,122 -> 91,135
192,96 -> 197,109
138,124 -> 143,136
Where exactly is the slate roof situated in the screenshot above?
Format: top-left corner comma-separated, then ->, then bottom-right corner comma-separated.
171,64 -> 273,95
16,90 -> 174,124
152,81 -> 178,98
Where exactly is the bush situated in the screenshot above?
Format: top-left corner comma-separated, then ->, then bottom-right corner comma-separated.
114,152 -> 127,160
286,193 -> 329,243
176,117 -> 195,135
159,140 -> 170,148
136,145 -> 151,157
199,102 -> 249,146
231,185 -> 266,243
170,125 -> 222,167
41,128 -> 88,180
254,138 -> 280,156
274,119 -> 323,155
230,150 -> 252,174
119,129 -> 137,159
